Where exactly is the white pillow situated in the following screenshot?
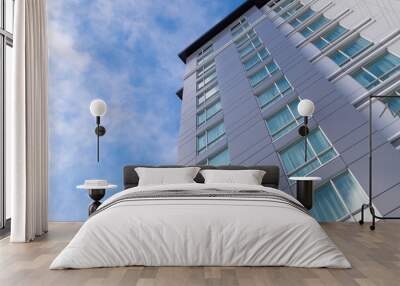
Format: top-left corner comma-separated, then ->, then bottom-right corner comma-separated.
135,167 -> 201,186
200,169 -> 266,185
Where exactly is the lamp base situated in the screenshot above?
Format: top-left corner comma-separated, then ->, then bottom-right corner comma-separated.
298,125 -> 309,136
95,126 -> 106,136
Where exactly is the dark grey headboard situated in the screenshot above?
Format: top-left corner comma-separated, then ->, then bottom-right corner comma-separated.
123,165 -> 280,189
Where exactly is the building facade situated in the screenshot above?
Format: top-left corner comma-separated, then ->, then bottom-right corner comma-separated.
176,0 -> 400,222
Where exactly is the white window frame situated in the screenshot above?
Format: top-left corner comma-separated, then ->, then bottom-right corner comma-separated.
278,127 -> 338,177
265,98 -> 302,141
197,121 -> 225,154
272,0 -> 296,13
312,170 -> 369,222
256,76 -> 293,109
196,60 -> 215,78
352,51 -> 400,90
238,36 -> 263,59
231,17 -> 250,37
197,99 -> 222,127
281,2 -> 305,20
249,60 -> 280,87
234,28 -> 258,49
197,44 -> 214,66
196,67 -> 217,91
329,38 -> 372,67
243,48 -> 270,71
311,24 -> 348,50
299,15 -> 329,39
200,147 -> 230,166
197,82 -> 219,107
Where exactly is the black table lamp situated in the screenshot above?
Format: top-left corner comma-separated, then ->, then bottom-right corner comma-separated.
89,99 -> 107,162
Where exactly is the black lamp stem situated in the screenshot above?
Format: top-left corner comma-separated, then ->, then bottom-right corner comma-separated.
96,116 -> 100,162
304,116 -> 308,162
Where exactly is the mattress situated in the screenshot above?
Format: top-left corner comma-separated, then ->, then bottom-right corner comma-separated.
50,183 -> 350,269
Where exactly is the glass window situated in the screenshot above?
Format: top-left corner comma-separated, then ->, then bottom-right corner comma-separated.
197,83 -> 219,106
328,36 -> 372,66
385,97 -> 400,116
266,98 -> 302,140
197,44 -> 213,66
198,55 -> 212,66
197,121 -> 225,153
299,15 -> 329,38
281,3 -> 304,20
199,44 -> 212,56
197,112 -> 207,127
197,134 -> 207,153
333,172 -> 367,213
196,68 -> 217,91
197,122 -> 225,153
352,52 -> 400,90
249,61 -> 279,87
234,29 -> 257,48
256,76 -> 293,109
208,148 -> 230,166
289,8 -> 314,27
207,122 -> 224,143
279,128 -> 337,176
235,34 -> 249,47
239,43 -> 255,59
238,43 -> 253,58
197,100 -> 222,126
310,171 -> 368,222
310,182 -> 348,221
196,60 -> 215,78
312,25 -> 348,50
273,0 -> 295,13
231,18 -> 250,37
381,90 -> 400,117
243,48 -> 270,71
238,37 -> 263,59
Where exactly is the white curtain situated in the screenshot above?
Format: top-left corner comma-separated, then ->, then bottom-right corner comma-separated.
8,0 -> 48,242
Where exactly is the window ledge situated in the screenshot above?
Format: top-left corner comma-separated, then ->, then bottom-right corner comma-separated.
352,72 -> 400,109
310,18 -> 374,63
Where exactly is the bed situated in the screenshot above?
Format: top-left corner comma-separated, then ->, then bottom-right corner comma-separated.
50,165 -> 350,269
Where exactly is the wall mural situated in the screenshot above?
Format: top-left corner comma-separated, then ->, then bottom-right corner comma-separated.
48,0 -> 243,221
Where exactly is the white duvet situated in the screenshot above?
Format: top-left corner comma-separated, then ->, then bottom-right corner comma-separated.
50,183 -> 351,269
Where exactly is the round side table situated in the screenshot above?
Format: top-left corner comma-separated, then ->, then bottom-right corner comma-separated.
77,183 -> 117,216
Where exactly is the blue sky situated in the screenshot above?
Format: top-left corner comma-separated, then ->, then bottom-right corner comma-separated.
48,0 -> 244,221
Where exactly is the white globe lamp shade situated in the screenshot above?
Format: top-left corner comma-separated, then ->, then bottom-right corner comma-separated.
90,99 -> 107,117
297,99 -> 315,117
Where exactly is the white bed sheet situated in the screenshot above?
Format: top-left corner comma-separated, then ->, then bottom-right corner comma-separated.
50,183 -> 350,269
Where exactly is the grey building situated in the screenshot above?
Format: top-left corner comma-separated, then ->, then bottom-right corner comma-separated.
176,0 -> 400,222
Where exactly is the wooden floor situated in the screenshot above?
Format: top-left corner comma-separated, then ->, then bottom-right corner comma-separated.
0,222 -> 399,286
